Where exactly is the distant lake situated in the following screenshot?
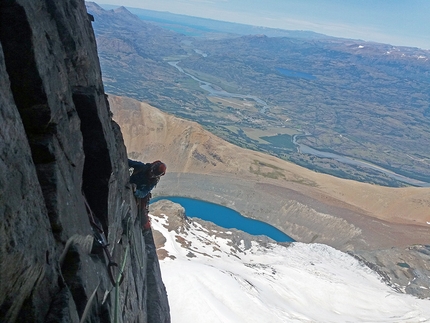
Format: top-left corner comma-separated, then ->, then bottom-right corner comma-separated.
261,133 -> 295,150
276,68 -> 316,80
151,196 -> 294,242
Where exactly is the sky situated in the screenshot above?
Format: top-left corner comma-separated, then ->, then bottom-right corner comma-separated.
98,0 -> 430,49
150,209 -> 430,323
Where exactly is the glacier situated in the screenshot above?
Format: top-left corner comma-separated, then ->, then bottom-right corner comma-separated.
150,206 -> 430,323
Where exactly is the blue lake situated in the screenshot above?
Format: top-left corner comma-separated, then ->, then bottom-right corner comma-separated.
151,196 -> 294,243
276,68 -> 316,80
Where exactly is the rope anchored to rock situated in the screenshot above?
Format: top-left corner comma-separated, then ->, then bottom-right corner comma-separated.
83,195 -> 125,287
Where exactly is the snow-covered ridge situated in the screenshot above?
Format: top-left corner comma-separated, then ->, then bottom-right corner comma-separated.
149,202 -> 430,323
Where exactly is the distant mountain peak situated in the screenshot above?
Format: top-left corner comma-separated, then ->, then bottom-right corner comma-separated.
113,5 -> 134,16
86,2 -> 143,23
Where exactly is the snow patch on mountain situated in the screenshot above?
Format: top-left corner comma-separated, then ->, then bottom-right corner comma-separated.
150,209 -> 430,323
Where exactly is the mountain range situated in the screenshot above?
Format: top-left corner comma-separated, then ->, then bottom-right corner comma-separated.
87,2 -> 430,186
109,94 -> 430,300
6,1 -> 429,321
87,1 -> 430,318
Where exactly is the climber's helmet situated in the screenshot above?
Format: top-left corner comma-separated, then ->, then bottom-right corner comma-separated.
150,161 -> 166,178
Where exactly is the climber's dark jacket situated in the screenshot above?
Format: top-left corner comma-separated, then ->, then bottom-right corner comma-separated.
128,159 -> 157,198
128,159 -> 165,198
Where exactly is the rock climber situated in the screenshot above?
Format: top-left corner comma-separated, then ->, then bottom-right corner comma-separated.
128,159 -> 166,230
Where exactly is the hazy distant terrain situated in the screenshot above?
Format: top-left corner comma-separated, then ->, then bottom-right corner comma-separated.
88,3 -> 430,186
99,4 -> 331,39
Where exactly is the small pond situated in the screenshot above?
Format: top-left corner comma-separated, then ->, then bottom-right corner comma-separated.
151,196 -> 294,242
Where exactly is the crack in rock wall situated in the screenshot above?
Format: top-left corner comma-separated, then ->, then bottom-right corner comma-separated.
0,0 -> 170,322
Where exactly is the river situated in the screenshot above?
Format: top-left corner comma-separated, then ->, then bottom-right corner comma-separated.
293,135 -> 430,187
168,61 -> 270,113
168,61 -> 429,187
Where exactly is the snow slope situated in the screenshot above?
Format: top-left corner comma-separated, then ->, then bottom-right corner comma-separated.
150,212 -> 430,323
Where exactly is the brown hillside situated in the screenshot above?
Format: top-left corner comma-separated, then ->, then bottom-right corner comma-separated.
109,95 -> 430,227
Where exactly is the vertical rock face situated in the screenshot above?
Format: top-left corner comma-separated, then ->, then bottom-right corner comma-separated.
0,1 -> 170,322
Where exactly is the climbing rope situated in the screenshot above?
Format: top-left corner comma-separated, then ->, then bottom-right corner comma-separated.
114,215 -> 132,323
83,195 -> 125,287
82,190 -> 148,322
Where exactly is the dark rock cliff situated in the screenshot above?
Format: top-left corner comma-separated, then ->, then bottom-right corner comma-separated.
0,0 -> 170,322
